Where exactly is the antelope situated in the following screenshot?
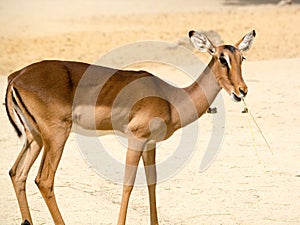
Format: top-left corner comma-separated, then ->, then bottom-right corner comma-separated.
5,30 -> 255,225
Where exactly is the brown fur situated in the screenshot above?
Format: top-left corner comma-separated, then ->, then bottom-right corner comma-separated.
5,31 -> 254,225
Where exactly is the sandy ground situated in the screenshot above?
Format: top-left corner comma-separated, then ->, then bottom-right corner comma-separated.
1,1 -> 300,225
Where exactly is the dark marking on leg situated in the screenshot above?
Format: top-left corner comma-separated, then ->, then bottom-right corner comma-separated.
21,219 -> 31,225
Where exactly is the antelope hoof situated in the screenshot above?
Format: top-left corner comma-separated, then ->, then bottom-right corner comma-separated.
21,220 -> 31,225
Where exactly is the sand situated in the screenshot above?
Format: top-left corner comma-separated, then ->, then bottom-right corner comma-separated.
0,1 -> 300,224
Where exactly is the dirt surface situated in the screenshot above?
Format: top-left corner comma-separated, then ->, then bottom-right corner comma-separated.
0,1 -> 299,224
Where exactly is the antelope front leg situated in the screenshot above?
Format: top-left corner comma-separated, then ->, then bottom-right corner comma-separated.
117,147 -> 143,225
142,144 -> 158,225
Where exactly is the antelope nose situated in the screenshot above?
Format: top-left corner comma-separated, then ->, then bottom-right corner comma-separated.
239,87 -> 248,97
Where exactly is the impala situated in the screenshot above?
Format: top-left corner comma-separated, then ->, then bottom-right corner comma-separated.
5,30 -> 255,225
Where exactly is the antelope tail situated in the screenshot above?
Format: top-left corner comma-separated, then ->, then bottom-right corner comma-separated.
5,79 -> 23,137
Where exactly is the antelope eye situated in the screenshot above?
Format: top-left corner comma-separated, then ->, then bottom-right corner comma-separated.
242,56 -> 246,61
219,57 -> 228,66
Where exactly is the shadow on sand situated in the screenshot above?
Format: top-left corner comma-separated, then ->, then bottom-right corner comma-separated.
223,0 -> 300,6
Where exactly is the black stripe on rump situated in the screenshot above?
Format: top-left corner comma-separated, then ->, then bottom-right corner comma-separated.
13,87 -> 37,124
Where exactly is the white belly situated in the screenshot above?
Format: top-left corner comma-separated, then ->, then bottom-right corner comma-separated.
71,123 -> 126,137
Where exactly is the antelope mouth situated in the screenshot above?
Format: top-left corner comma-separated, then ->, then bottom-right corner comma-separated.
231,92 -> 242,102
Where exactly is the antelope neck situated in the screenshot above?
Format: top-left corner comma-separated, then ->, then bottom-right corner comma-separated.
174,58 -> 222,128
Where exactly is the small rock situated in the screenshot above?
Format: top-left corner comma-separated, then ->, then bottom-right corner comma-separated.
278,0 -> 293,6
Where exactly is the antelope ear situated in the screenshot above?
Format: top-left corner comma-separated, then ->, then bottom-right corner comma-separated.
189,30 -> 216,55
235,30 -> 256,52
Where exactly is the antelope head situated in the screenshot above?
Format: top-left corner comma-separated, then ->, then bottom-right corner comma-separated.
189,30 -> 256,102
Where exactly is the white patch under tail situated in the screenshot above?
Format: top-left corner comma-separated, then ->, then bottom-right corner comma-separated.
11,87 -> 40,140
